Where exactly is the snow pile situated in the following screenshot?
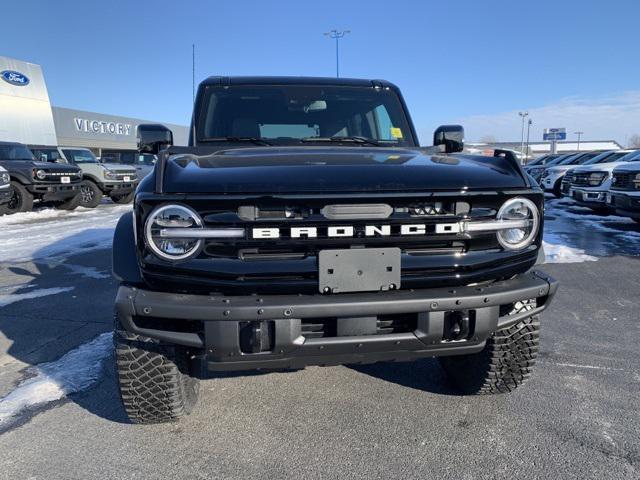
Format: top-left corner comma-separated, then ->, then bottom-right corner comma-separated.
0,332 -> 113,429
543,241 -> 598,264
0,205 -> 130,263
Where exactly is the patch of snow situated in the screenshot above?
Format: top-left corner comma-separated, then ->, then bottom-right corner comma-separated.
0,204 -> 130,263
62,263 -> 110,279
0,286 -> 75,308
543,241 -> 598,264
0,332 -> 113,429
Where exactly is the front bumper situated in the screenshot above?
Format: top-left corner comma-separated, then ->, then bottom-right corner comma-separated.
609,192 -> 640,219
101,181 -> 138,195
27,183 -> 81,201
115,270 -> 558,372
570,188 -> 609,206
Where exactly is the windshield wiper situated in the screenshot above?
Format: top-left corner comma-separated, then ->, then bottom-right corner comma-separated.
301,136 -> 383,147
201,137 -> 272,146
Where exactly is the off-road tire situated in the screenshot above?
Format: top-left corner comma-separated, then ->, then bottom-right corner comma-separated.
110,191 -> 135,204
55,193 -> 81,211
0,181 -> 33,215
439,315 -> 540,394
78,180 -> 103,208
114,316 -> 200,424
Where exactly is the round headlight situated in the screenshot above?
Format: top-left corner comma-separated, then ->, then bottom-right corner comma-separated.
496,197 -> 539,250
36,169 -> 47,180
144,204 -> 204,261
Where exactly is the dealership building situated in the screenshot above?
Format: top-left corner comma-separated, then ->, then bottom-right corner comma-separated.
0,55 -> 188,163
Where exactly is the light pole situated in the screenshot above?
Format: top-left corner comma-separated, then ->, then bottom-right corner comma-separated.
324,29 -> 351,77
525,118 -> 532,163
574,131 -> 584,151
519,111 -> 529,157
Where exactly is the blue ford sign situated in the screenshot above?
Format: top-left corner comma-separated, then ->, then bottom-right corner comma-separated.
1,70 -> 30,86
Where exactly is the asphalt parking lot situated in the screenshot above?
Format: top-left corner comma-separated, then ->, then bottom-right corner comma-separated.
0,199 -> 639,480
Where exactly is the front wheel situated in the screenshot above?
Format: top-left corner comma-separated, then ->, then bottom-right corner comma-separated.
78,180 -> 103,208
114,316 -> 200,424
110,191 -> 134,204
439,315 -> 540,394
55,194 -> 81,211
0,181 -> 33,215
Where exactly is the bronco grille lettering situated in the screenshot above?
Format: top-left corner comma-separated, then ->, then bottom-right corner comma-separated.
251,223 -> 460,240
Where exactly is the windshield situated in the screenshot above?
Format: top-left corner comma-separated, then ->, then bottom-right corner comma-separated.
558,152 -> 601,165
31,147 -> 66,163
63,149 -> 98,164
527,156 -> 547,166
197,85 -> 415,146
0,144 -> 35,161
584,151 -> 629,165
137,154 -> 156,166
545,154 -> 573,166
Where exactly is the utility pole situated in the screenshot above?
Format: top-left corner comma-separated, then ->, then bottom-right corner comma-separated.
525,118 -> 532,164
192,44 -> 195,105
574,131 -> 583,151
519,111 -> 529,157
324,29 -> 351,77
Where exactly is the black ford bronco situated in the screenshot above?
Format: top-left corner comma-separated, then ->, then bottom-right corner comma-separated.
113,77 -> 558,423
0,141 -> 83,215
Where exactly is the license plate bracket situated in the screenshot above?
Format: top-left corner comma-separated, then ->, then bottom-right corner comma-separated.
318,248 -> 401,294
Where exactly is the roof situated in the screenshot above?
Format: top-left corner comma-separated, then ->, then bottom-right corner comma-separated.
200,76 -> 398,89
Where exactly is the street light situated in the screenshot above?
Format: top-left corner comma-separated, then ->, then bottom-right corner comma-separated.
324,29 -> 351,77
525,118 -> 532,163
574,131 -> 584,151
519,111 -> 529,157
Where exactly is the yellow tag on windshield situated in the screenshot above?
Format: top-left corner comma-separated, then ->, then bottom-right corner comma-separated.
390,127 -> 403,139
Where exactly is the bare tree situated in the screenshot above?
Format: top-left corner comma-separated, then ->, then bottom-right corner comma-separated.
628,134 -> 640,148
479,135 -> 497,143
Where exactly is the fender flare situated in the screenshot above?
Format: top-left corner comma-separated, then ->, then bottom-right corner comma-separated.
112,211 -> 143,284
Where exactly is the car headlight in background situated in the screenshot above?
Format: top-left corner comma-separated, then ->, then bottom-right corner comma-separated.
0,172 -> 9,184
495,197 -> 540,250
35,169 -> 47,180
588,172 -> 608,186
103,169 -> 118,180
144,204 -> 204,261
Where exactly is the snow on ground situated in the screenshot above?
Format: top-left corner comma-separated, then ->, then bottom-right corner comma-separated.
0,204 -> 131,263
543,241 -> 598,264
0,286 -> 74,308
0,332 -> 112,430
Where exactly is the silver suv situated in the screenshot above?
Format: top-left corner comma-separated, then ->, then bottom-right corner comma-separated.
31,146 -> 138,208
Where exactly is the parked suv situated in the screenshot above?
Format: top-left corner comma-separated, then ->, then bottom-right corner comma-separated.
609,162 -> 640,223
560,150 -> 636,197
541,151 -> 606,197
562,150 -> 639,210
62,148 -> 138,207
0,141 -> 82,215
0,166 -> 10,205
112,76 -> 558,423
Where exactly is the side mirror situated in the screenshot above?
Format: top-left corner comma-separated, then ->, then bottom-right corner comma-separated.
433,125 -> 464,153
137,124 -> 173,154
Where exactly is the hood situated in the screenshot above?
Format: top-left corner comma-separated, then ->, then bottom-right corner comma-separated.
162,146 -> 526,194
612,162 -> 640,173
0,159 -> 81,172
572,161 -> 631,174
102,163 -> 136,173
546,165 -> 574,174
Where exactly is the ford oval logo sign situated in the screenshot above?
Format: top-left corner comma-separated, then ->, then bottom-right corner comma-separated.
1,70 -> 30,86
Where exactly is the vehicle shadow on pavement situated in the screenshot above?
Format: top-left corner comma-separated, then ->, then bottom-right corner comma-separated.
347,358 -> 461,395
0,230 -> 132,429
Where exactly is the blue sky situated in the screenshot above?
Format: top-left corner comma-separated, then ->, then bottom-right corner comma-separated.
3,0 -> 640,145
